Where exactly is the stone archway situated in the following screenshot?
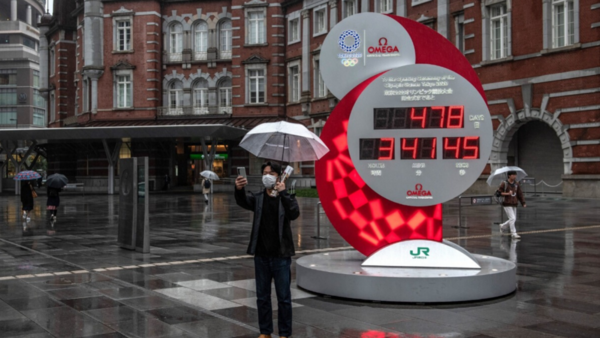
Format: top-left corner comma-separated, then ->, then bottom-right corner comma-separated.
490,108 -> 573,177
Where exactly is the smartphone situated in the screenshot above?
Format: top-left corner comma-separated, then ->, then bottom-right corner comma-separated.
237,167 -> 247,179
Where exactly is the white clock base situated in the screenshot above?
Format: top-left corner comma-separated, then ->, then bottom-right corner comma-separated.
296,249 -> 516,303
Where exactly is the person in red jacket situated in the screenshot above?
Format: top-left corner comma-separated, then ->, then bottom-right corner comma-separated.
497,171 -> 527,239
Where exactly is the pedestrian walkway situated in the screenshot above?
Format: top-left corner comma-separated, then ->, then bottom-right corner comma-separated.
0,192 -> 599,337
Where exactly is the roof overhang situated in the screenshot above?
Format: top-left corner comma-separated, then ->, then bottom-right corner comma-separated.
0,125 -> 248,142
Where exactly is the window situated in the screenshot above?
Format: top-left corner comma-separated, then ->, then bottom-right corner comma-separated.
314,7 -> 327,36
115,19 -> 132,51
378,0 -> 393,13
219,20 -> 232,59
23,37 -> 37,50
33,108 -> 45,127
49,92 -> 55,121
218,77 -> 232,114
33,70 -> 39,88
83,78 -> 90,113
0,34 -> 10,44
314,58 -> 326,98
194,21 -> 208,60
247,11 -> 266,45
50,46 -> 55,76
34,89 -> 45,108
0,89 -> 17,105
168,81 -> 183,114
288,64 -> 300,102
0,70 -> 17,86
193,79 -> 209,115
169,23 -> 183,61
552,0 -> 575,48
116,75 -> 132,108
0,108 -> 16,125
490,3 -> 508,60
343,0 -> 357,19
455,13 -> 465,53
288,18 -> 300,44
248,69 -> 265,104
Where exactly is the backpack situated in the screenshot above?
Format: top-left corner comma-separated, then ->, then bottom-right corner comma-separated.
493,181 -> 509,204
204,180 -> 211,189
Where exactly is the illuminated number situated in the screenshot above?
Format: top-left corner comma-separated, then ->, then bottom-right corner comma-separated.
378,138 -> 395,160
374,108 -> 390,129
391,108 -> 408,129
447,106 -> 464,128
429,107 -> 445,128
419,138 -> 437,159
463,136 -> 479,159
443,137 -> 461,159
401,138 -> 419,159
410,107 -> 427,129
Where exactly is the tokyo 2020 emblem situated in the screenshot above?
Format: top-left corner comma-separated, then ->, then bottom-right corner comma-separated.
338,30 -> 361,53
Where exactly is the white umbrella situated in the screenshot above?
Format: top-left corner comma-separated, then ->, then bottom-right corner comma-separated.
200,170 -> 220,180
239,121 -> 329,162
487,166 -> 528,187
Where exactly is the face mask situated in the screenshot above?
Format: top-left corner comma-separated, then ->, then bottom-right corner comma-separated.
262,175 -> 277,189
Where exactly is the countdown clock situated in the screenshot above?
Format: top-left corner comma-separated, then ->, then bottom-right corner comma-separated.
315,13 -> 492,257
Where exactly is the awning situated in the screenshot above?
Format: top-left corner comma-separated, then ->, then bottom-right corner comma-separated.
0,116 -> 287,142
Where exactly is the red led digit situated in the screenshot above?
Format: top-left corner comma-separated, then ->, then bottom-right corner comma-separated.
430,106 -> 445,128
447,106 -> 464,128
410,107 -> 427,128
402,138 -> 418,159
444,137 -> 461,159
431,138 -> 437,159
378,138 -> 395,160
462,136 -> 479,159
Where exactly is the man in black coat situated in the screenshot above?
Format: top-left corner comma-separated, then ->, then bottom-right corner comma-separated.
234,161 -> 299,338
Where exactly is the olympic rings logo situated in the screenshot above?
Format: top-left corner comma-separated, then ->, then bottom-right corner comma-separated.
338,30 -> 361,53
341,58 -> 359,67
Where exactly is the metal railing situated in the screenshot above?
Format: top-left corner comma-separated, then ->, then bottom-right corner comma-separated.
157,106 -> 233,117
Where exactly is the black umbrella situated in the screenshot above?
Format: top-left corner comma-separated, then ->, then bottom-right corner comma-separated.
46,173 -> 68,189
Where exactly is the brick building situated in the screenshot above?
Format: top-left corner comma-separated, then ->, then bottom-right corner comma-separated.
30,0 -> 600,196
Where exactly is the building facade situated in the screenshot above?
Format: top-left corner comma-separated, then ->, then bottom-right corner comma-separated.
0,0 -> 46,130
33,0 -> 600,196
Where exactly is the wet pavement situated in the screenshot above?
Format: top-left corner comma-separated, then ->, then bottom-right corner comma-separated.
0,191 -> 599,337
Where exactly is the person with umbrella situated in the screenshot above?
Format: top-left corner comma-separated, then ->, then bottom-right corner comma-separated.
496,170 -> 527,239
200,170 -> 218,204
45,174 -> 68,224
234,161 -> 299,338
14,171 -> 41,222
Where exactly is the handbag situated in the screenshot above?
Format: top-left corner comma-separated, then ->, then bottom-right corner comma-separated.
32,190 -> 38,198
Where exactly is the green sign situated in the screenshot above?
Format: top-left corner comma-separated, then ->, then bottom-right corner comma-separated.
190,153 -> 228,160
410,247 -> 430,259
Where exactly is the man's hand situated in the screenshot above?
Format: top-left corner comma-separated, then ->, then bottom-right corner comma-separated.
523,204 -> 527,208
275,181 -> 285,192
235,176 -> 247,190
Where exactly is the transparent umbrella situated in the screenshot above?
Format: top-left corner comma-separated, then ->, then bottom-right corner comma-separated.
200,170 -> 220,181
239,121 -> 329,162
487,166 -> 528,187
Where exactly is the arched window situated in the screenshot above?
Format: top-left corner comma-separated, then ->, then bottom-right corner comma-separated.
193,79 -> 209,115
194,21 -> 208,60
218,77 -> 232,114
168,80 -> 183,115
219,20 -> 232,59
169,23 -> 183,61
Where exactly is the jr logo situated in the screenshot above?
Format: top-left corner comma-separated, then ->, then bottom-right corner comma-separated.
410,247 -> 430,259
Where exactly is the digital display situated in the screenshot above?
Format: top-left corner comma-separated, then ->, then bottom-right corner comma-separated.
374,106 -> 464,129
400,138 -> 437,159
443,137 -> 480,159
359,138 -> 395,160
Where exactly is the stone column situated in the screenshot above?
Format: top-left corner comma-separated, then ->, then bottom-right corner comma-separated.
91,78 -> 99,113
301,10 -> 310,93
27,6 -> 32,25
437,0 -> 449,39
361,0 -> 369,13
38,25 -> 49,99
11,0 -> 17,21
329,0 -> 337,29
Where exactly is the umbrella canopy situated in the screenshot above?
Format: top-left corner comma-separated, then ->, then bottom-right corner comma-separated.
46,173 -> 69,189
486,166 -> 528,187
239,121 -> 330,163
200,170 -> 220,181
13,171 -> 41,181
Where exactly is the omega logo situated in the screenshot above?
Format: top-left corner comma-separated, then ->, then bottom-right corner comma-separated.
406,183 -> 432,199
368,37 -> 400,54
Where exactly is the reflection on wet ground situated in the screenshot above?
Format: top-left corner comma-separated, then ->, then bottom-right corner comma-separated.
0,192 -> 599,337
